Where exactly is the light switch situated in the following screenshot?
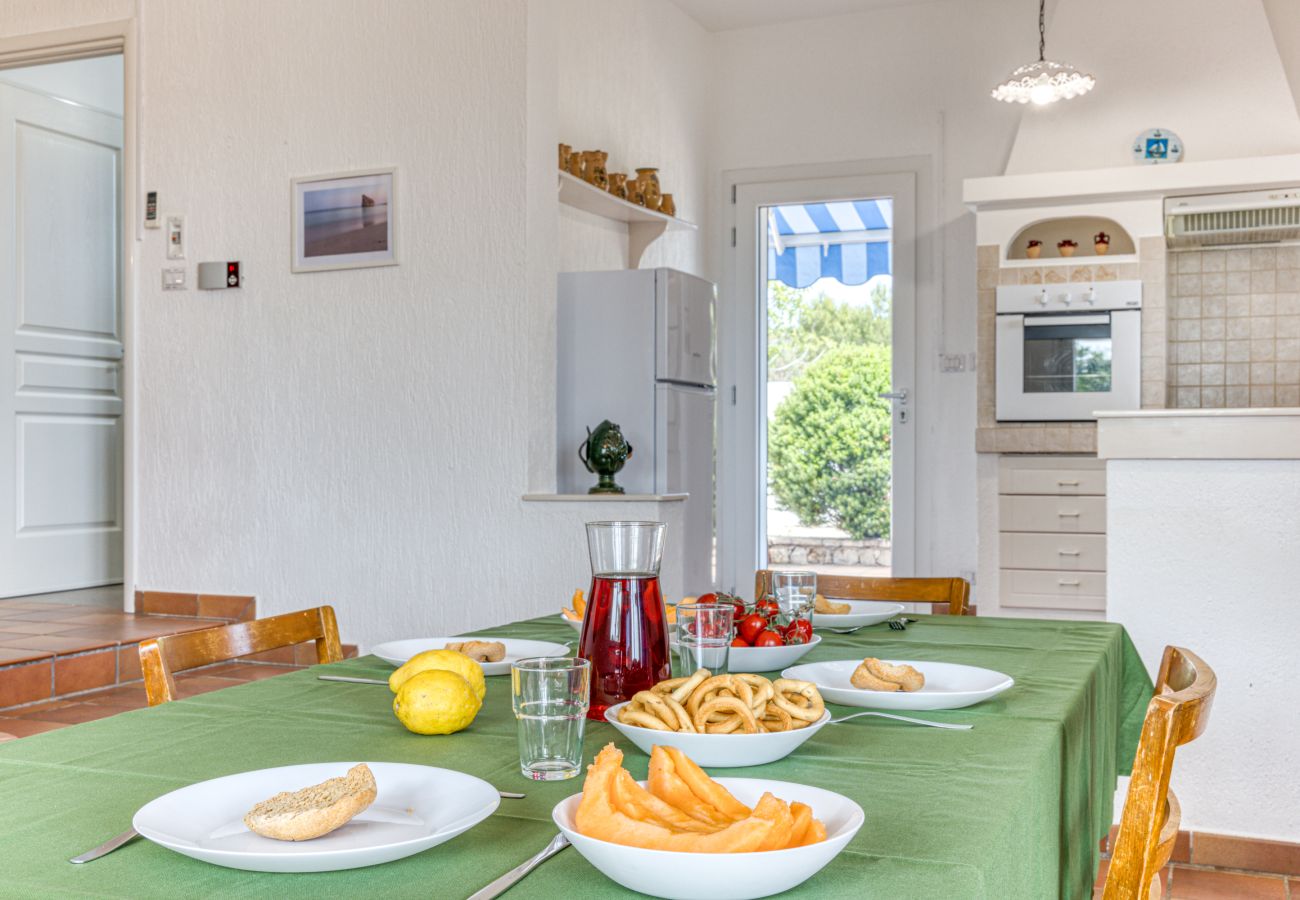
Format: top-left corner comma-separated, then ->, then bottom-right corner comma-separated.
162,267 -> 185,290
166,216 -> 185,259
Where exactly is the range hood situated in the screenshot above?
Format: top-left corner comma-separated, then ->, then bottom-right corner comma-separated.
1166,188 -> 1300,249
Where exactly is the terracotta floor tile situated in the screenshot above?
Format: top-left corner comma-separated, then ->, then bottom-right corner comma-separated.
197,594 -> 255,621
55,650 -> 118,695
118,644 -> 142,681
0,648 -> 53,665
0,601 -> 79,611
0,620 -> 83,635
137,591 -> 199,617
199,663 -> 298,682
0,607 -> 99,622
0,661 -> 52,707
15,703 -> 122,725
174,675 -> 243,699
58,612 -> 149,626
9,698 -> 76,715
1171,831 -> 1191,864
0,716 -> 67,737
0,634 -> 116,653
1169,866 -> 1287,900
1191,834 -> 1300,876
80,683 -> 149,706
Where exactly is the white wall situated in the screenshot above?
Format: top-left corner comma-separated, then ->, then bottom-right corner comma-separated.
0,55 -> 122,115
1108,458 -> 1300,842
710,1 -> 1032,584
554,0 -> 712,276
1007,0 -> 1300,174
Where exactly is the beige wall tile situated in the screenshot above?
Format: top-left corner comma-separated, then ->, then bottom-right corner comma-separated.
1200,363 -> 1224,385
1278,293 -> 1300,315
1251,247 -> 1277,270
977,244 -> 999,269
1226,340 -> 1250,362
1044,267 -> 1066,284
1251,339 -> 1276,361
1251,362 -> 1276,384
1018,267 -> 1042,285
1278,338 -> 1300,361
1201,250 -> 1226,272
1251,385 -> 1276,406
1116,263 -> 1141,280
1275,362 -> 1300,384
1277,384 -> 1300,405
1227,271 -> 1252,294
1202,340 -> 1225,363
1176,387 -> 1200,407
1202,296 -> 1225,317
1226,385 -> 1251,406
1277,246 -> 1300,268
977,267 -> 998,289
1225,362 -> 1250,385
1202,272 -> 1226,295
1252,270 -> 1277,292
1277,315 -> 1300,338
1141,381 -> 1166,408
1202,318 -> 1226,340
1226,248 -> 1252,271
1200,386 -> 1226,407
1139,236 -> 1166,257
1277,268 -> 1299,292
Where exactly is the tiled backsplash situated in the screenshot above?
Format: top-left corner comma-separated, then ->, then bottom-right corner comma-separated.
1168,246 -> 1300,408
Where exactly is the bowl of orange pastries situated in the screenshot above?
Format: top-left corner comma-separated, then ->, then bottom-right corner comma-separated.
553,744 -> 863,899
561,589 -> 677,632
604,670 -> 831,767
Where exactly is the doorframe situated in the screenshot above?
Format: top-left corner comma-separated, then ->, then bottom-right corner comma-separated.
0,20 -> 140,611
717,157 -> 937,595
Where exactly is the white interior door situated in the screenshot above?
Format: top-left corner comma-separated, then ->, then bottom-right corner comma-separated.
0,81 -> 124,596
719,173 -> 916,594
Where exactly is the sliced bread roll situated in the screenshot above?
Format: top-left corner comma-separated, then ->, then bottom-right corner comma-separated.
244,763 -> 377,841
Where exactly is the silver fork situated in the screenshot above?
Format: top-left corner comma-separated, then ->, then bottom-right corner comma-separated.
829,710 -> 972,730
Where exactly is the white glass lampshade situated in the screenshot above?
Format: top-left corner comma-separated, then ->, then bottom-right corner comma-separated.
991,59 -> 1096,105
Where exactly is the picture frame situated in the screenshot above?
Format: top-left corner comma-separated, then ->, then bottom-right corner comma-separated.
291,167 -> 398,272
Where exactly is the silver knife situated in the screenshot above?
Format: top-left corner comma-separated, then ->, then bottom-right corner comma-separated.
69,790 -> 528,864
467,832 -> 570,900
318,675 -> 388,685
70,827 -> 138,864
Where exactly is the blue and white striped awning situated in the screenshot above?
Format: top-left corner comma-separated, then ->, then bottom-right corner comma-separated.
767,200 -> 892,288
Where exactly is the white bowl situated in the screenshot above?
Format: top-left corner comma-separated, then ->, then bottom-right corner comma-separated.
560,613 -> 582,632
604,704 -> 830,767
811,599 -> 904,631
669,634 -> 821,673
553,777 -> 863,899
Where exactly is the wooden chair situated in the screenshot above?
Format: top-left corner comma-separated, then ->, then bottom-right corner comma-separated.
138,606 -> 343,706
756,570 -> 972,616
1102,646 -> 1216,900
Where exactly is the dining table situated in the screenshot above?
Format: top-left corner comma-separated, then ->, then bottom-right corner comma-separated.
0,612 -> 1152,899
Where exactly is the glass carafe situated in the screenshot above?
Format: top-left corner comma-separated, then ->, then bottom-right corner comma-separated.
577,521 -> 670,720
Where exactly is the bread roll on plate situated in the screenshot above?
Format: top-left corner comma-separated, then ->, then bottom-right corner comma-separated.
244,763 -> 377,841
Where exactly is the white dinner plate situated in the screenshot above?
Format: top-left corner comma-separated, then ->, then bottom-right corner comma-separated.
782,659 -> 1014,711
133,762 -> 499,873
605,704 -> 830,768
370,637 -> 570,676
811,600 -> 904,631
553,777 -> 864,899
668,634 -> 822,672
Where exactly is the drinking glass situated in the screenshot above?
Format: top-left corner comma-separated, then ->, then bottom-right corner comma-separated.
511,656 -> 591,781
771,570 -> 817,618
676,603 -> 733,676
577,521 -> 671,720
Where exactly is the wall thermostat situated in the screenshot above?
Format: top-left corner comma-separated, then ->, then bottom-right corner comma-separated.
166,216 -> 185,259
198,261 -> 241,289
144,191 -> 159,228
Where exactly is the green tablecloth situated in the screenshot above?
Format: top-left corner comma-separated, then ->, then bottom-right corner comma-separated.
0,614 -> 1151,899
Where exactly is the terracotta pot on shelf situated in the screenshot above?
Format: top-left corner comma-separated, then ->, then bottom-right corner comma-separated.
608,172 -> 629,200
1094,231 -> 1110,255
558,143 -> 572,171
628,181 -> 646,206
634,168 -> 661,209
584,151 -> 609,190
567,151 -> 584,179
1057,239 -> 1078,258
1025,239 -> 1042,259
658,193 -> 676,217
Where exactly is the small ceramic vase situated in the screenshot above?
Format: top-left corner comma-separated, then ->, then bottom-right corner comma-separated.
634,168 -> 661,209
567,151 -> 584,179
1057,240 -> 1078,258
658,193 -> 676,217
558,143 -> 572,171
586,151 -> 609,190
608,172 -> 629,200
1025,240 -> 1042,259
1093,232 -> 1110,255
628,182 -> 646,206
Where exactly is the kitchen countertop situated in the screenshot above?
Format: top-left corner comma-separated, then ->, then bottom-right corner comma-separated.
1096,407 -> 1300,460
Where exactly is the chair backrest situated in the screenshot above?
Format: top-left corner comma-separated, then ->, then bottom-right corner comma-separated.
138,606 -> 342,706
1103,646 -> 1216,900
756,570 -> 971,616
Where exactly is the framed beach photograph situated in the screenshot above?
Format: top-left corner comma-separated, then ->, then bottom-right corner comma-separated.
291,167 -> 397,272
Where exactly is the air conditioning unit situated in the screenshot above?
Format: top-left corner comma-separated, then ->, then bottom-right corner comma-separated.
1165,188 -> 1300,249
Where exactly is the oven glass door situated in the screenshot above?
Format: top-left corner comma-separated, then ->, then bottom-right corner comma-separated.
1022,314 -> 1112,395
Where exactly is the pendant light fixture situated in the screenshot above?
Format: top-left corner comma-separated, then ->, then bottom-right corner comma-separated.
991,0 -> 1094,105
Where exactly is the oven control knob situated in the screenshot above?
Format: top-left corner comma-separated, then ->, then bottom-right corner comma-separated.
1082,289 -> 1097,305
1036,290 -> 1049,306
1058,293 -> 1072,306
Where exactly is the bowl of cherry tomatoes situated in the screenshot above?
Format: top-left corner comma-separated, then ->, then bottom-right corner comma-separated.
673,592 -> 822,673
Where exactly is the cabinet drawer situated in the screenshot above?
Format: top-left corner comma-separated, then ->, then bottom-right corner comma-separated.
999,495 -> 1106,534
999,569 -> 1106,611
998,459 -> 1106,496
999,532 -> 1106,571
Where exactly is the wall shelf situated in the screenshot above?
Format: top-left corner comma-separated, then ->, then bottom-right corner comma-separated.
557,171 -> 697,268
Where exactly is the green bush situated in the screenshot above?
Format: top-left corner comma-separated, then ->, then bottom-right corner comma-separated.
769,344 -> 892,540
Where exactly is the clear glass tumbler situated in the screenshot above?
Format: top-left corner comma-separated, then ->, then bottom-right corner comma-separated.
511,656 -> 591,781
772,570 -> 817,619
676,603 -> 733,676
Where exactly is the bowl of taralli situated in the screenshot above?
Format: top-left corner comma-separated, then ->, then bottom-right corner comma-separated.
554,743 -> 863,900
604,670 -> 831,768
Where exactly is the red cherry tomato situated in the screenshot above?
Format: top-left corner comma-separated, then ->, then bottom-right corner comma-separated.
754,629 -> 784,648
730,636 -> 750,648
738,613 -> 768,645
755,599 -> 780,619
717,592 -> 746,620
783,619 -> 813,645
697,592 -> 718,606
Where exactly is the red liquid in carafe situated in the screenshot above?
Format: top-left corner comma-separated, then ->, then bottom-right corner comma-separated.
577,574 -> 671,720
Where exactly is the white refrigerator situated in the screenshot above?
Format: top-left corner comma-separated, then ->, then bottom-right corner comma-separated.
557,268 -> 716,591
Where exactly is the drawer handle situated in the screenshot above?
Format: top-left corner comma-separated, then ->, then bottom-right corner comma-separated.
1057,511 -> 1081,517
1057,549 -> 1081,556
1057,578 -> 1081,586
1057,479 -> 1080,486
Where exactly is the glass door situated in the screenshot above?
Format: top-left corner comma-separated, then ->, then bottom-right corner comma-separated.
720,173 -> 916,594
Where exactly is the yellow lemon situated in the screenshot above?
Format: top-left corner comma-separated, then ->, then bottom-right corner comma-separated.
393,670 -> 482,735
388,649 -> 486,700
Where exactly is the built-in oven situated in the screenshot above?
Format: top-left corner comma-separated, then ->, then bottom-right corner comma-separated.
995,280 -> 1142,421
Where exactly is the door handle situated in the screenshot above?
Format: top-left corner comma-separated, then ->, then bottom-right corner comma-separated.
877,389 -> 909,405
1057,549 -> 1081,556
1057,511 -> 1081,517
1057,579 -> 1081,586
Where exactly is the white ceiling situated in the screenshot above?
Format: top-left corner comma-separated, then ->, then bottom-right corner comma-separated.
670,0 -> 934,32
